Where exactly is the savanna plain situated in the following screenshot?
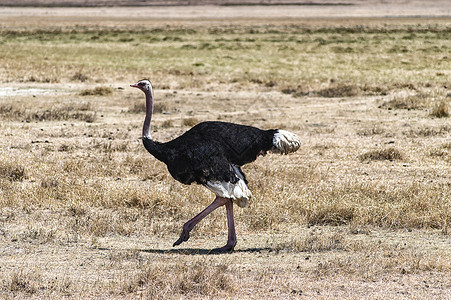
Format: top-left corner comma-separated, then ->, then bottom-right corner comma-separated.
0,6 -> 450,299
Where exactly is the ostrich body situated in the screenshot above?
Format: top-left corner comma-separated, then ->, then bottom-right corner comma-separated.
131,79 -> 301,253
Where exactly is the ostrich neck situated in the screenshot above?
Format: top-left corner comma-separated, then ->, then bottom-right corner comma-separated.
142,89 -> 154,139
141,88 -> 168,163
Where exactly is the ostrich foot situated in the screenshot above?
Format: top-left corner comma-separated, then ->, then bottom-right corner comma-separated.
173,228 -> 190,247
209,241 -> 236,254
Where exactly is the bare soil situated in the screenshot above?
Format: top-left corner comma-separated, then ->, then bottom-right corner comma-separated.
0,3 -> 450,299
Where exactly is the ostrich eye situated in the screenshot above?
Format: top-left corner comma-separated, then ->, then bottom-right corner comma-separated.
138,82 -> 145,86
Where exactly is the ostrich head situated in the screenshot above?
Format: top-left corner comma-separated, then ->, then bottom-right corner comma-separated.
130,79 -> 152,93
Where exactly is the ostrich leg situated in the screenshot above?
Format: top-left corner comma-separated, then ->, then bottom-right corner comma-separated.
210,198 -> 237,253
173,196 -> 228,247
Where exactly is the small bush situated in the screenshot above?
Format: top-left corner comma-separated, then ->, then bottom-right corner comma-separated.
28,105 -> 96,123
128,102 -> 146,114
154,103 -> 169,114
316,84 -> 361,98
71,71 -> 89,82
430,100 -> 449,118
128,102 -> 168,114
0,164 -> 26,181
359,148 -> 404,162
161,119 -> 173,128
183,117 -> 199,127
9,270 -> 37,295
80,86 -> 113,96
381,93 -> 429,110
0,103 -> 96,123
356,127 -> 385,137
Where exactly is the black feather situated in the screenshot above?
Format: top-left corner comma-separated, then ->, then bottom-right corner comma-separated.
143,121 -> 276,185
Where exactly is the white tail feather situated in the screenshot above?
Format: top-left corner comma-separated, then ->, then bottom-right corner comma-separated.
204,179 -> 251,208
271,129 -> 301,154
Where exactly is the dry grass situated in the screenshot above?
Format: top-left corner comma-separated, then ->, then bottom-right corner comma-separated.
122,259 -> 234,297
80,86 -> 113,96
0,162 -> 26,182
358,147 -> 404,162
0,7 -> 450,299
182,117 -> 200,127
381,93 -> 431,110
0,101 -> 96,122
430,99 -> 449,118
315,83 -> 362,98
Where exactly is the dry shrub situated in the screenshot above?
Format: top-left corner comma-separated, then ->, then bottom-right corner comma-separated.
160,119 -> 174,128
5,269 -> 72,296
80,86 -> 113,96
430,99 -> 449,118
128,102 -> 146,113
381,93 -> 429,110
0,102 -> 96,123
0,163 -> 26,181
25,74 -> 59,83
154,103 -> 169,114
18,226 -> 56,244
123,259 -> 233,297
0,103 -> 15,116
281,86 -> 309,97
356,127 -> 385,137
71,71 -> 89,82
359,147 -> 403,162
428,148 -> 450,162
316,84 -> 361,98
30,108 -> 96,123
128,102 -> 169,114
306,202 -> 355,226
183,117 -> 199,127
92,141 -> 128,153
8,270 -> 38,295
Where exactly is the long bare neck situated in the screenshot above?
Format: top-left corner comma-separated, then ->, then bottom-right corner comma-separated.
140,86 -> 168,163
142,87 -> 154,139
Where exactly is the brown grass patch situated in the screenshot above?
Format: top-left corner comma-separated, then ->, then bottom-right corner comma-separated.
380,93 -> 430,110
315,83 -> 361,98
182,117 -> 199,127
0,163 -> 26,182
0,102 -> 96,122
356,127 -> 386,136
71,71 -> 89,82
430,99 -> 449,118
128,102 -> 169,114
8,270 -> 39,295
80,86 -> 113,96
122,259 -> 234,297
358,148 -> 404,162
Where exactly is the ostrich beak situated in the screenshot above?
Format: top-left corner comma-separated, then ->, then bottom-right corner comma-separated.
130,83 -> 139,88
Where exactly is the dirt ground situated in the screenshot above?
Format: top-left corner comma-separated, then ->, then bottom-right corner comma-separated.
0,3 -> 450,299
1,0 -> 450,22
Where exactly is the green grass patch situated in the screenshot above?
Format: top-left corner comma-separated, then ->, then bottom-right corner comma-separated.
1,24 -> 449,90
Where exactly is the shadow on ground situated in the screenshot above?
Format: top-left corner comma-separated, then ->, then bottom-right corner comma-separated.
98,247 -> 272,255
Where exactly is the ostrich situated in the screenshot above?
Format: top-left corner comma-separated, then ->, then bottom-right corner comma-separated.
131,79 -> 300,253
